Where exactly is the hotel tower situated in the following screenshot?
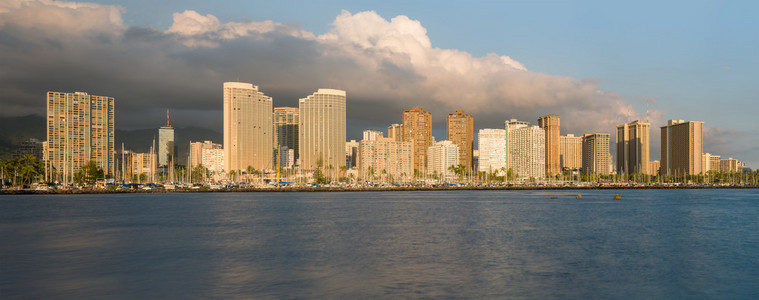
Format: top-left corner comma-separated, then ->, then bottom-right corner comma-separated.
403,107 -> 433,173
538,114 -> 560,177
299,89 -> 346,170
447,110 -> 474,171
661,120 -> 703,176
223,82 -> 273,172
616,120 -> 650,175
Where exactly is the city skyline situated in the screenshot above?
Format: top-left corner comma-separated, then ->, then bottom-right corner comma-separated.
0,0 -> 756,167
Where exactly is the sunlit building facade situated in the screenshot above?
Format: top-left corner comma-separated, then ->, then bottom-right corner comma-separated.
560,134 -> 583,171
538,114 -> 560,177
616,120 -> 650,175
506,119 -> 545,179
660,120 -> 703,176
223,82 -> 273,172
582,133 -> 611,175
477,128 -> 508,175
46,91 -> 115,183
447,110 -> 474,171
358,130 -> 413,182
403,107 -> 433,173
299,89 -> 346,170
427,140 -> 459,181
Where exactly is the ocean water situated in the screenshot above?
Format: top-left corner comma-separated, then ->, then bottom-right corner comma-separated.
1,189 -> 758,299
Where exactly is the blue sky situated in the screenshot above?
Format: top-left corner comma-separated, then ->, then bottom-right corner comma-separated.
1,0 -> 757,167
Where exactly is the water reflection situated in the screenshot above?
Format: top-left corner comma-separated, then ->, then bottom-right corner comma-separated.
2,190 -> 759,298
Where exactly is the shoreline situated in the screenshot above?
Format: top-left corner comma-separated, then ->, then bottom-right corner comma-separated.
2,184 -> 757,195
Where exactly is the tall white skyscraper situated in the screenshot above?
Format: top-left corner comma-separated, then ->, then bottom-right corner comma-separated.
299,88 -> 346,170
477,128 -> 508,175
427,140 -> 459,181
506,119 -> 545,179
223,82 -> 273,173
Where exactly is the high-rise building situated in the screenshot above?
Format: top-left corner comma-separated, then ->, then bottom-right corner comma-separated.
512,126 -> 546,179
477,128 -> 508,175
447,110 -> 474,171
46,91 -> 115,183
345,140 -> 359,169
538,114 -> 560,177
582,133 -> 611,175
158,111 -> 175,168
274,107 -> 299,160
358,130 -> 413,182
616,120 -> 650,175
189,140 -> 222,168
299,88 -> 346,170
363,130 -> 383,141
719,158 -> 742,173
702,153 -> 721,174
15,138 -> 44,160
506,120 -> 545,179
649,160 -> 661,175
202,148 -> 225,173
427,140 -> 459,181
660,120 -> 703,176
388,123 -> 404,142
505,119 -> 529,130
223,82 -> 273,173
129,151 -> 156,182
403,107 -> 433,173
560,134 -> 583,171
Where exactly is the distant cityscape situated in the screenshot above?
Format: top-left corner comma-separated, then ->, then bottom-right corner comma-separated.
1,82 -> 755,189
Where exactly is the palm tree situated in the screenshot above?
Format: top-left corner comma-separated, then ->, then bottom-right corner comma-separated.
246,165 -> 255,183
339,165 -> 348,183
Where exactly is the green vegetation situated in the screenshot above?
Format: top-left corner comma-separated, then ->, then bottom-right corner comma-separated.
1,155 -> 46,187
73,160 -> 105,185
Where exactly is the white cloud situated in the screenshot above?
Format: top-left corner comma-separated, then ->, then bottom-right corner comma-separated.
0,2 -> 647,138
166,10 -> 314,47
0,0 -> 125,34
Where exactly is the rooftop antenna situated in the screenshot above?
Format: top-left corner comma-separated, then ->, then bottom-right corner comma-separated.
642,97 -> 655,123
166,109 -> 170,127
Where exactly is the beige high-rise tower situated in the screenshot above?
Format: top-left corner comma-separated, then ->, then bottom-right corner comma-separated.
46,91 -> 115,184
447,110 -> 474,171
582,133 -> 611,175
661,120 -> 703,176
402,107 -> 433,173
299,89 -> 346,171
223,82 -> 273,173
538,114 -> 560,177
560,134 -> 582,171
387,123 -> 404,142
616,120 -> 650,175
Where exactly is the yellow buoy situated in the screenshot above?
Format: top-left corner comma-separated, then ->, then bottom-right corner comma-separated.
576,194 -> 582,199
551,196 -> 557,199
614,194 -> 621,200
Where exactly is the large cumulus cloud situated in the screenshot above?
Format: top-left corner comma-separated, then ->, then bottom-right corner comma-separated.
1,1 -> 642,140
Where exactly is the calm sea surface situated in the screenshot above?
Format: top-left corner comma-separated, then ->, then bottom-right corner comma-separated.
2,189 -> 758,299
